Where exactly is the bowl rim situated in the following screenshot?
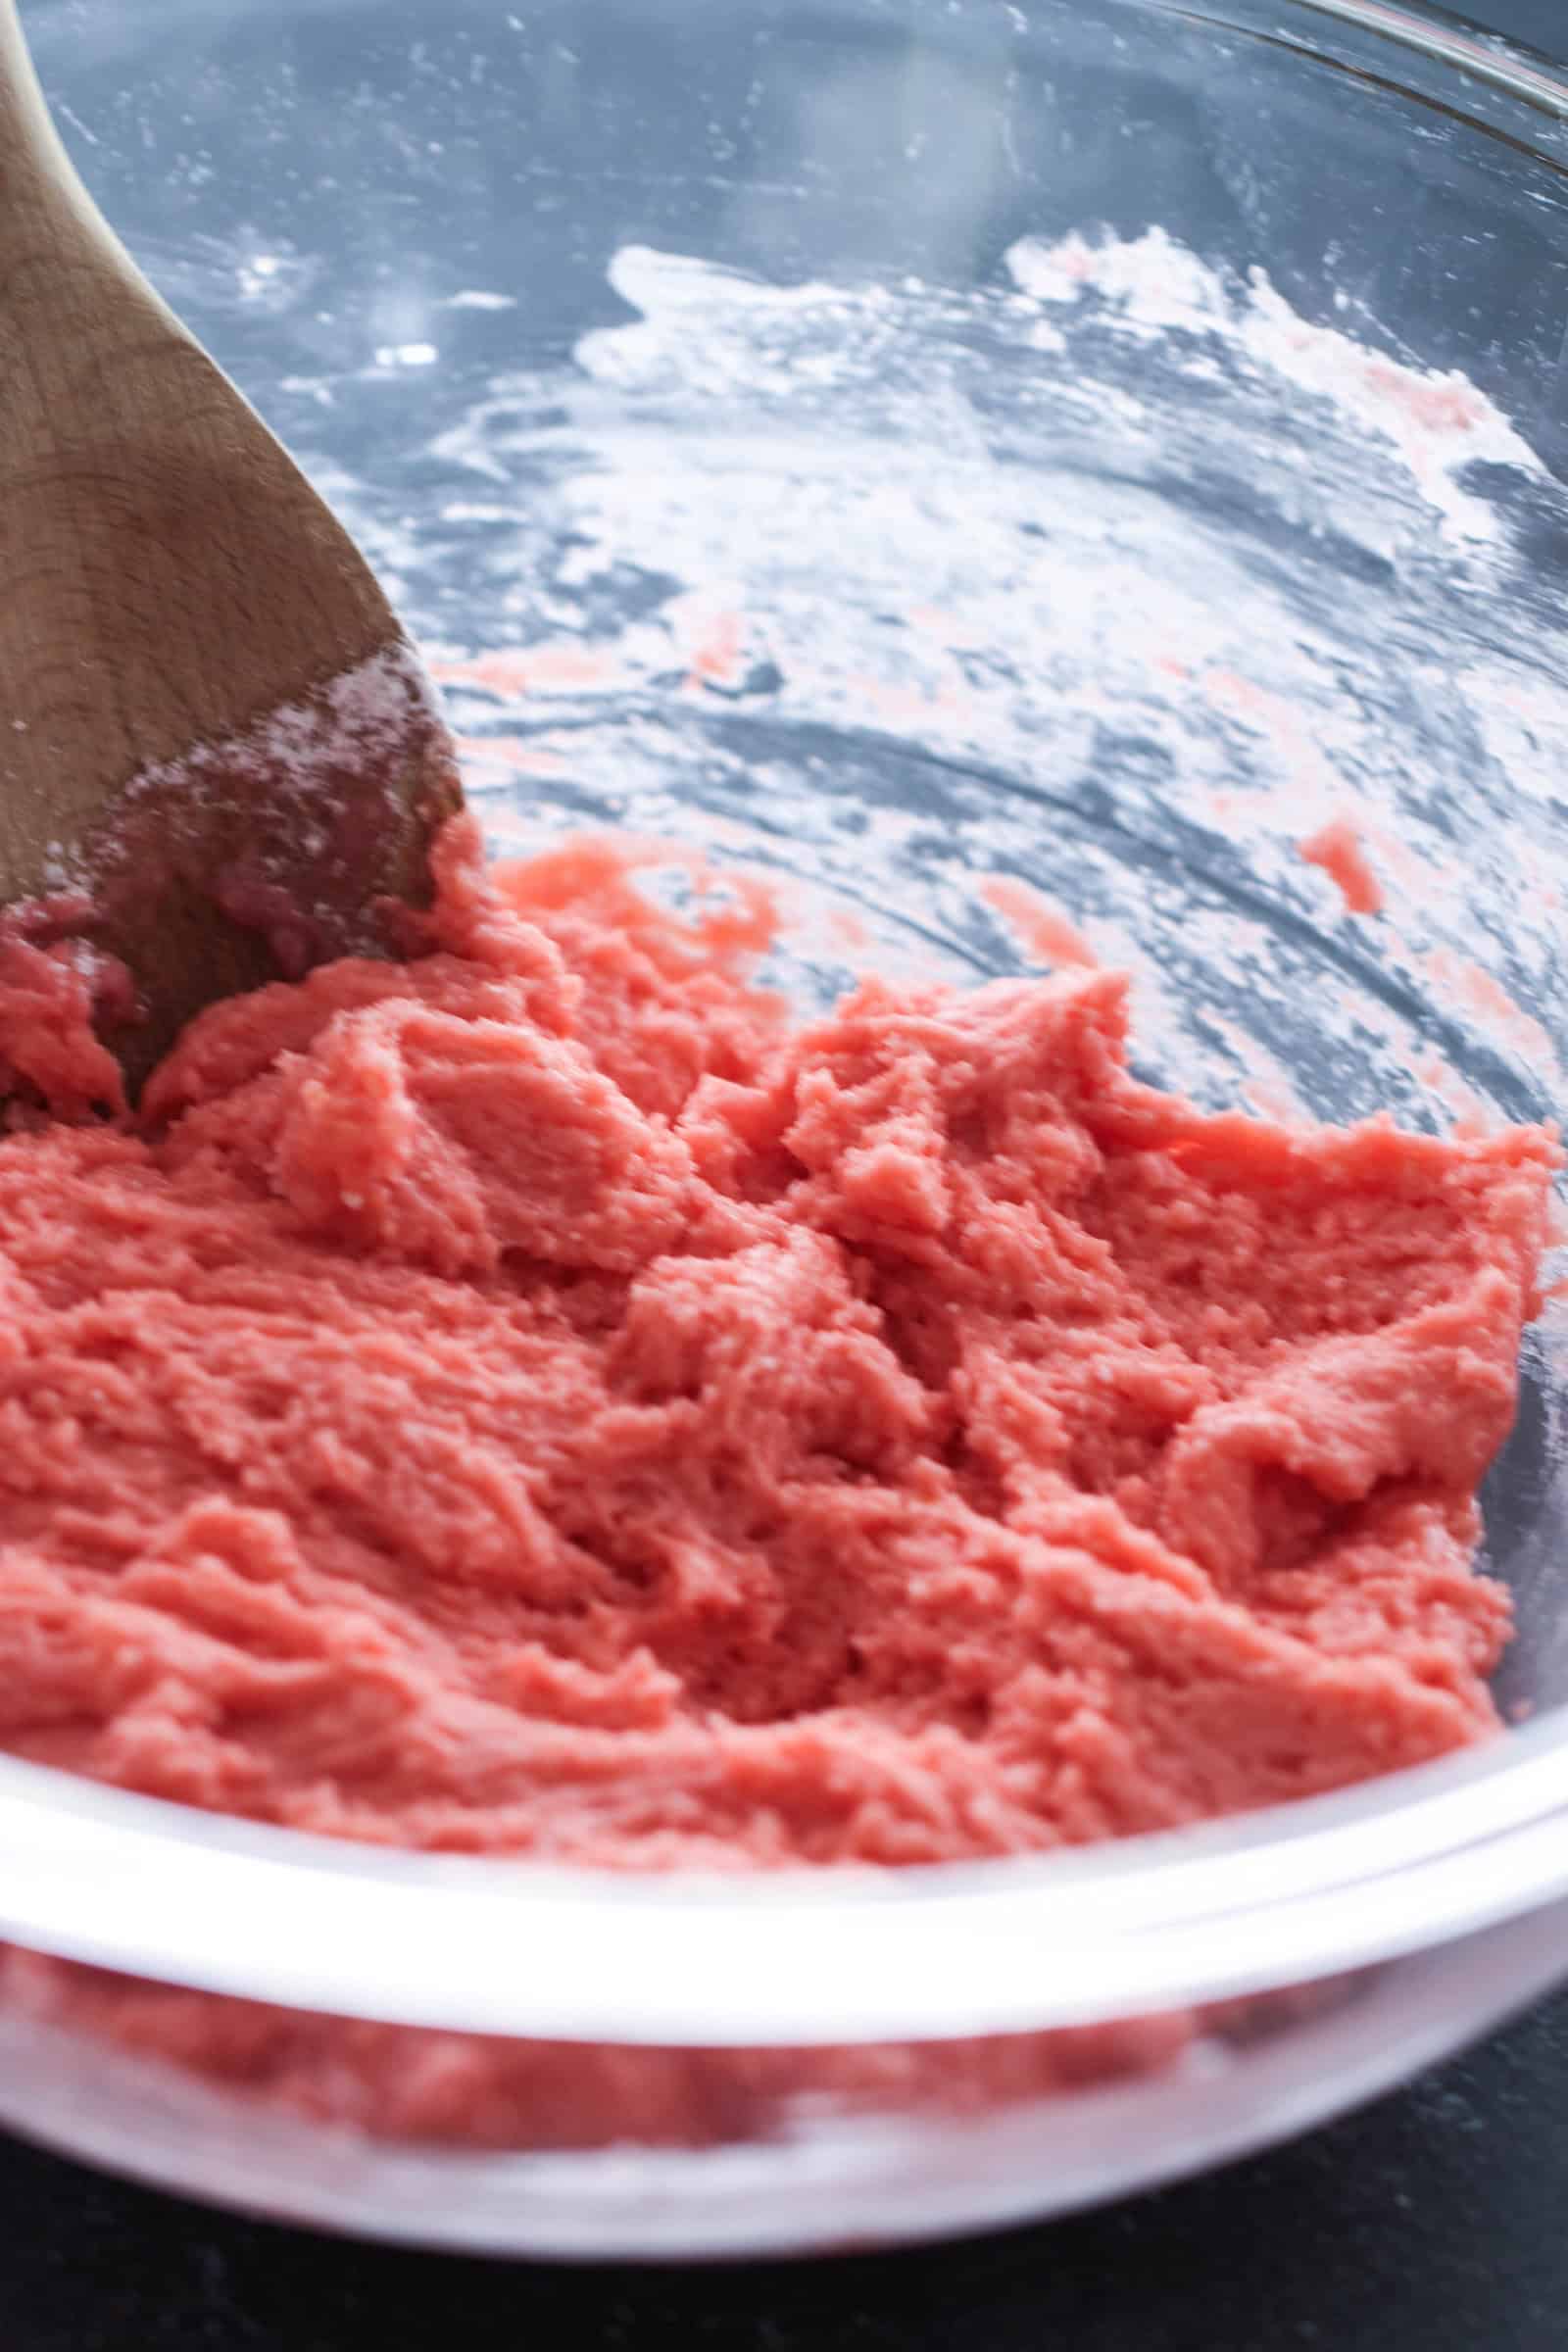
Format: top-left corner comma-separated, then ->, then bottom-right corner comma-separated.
6,0 -> 1568,2049
1160,0 -> 1568,116
5,1706 -> 1568,2042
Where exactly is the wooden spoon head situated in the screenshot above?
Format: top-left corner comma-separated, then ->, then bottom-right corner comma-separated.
0,318 -> 464,1102
0,0 -> 466,1104
46,647 -> 463,1104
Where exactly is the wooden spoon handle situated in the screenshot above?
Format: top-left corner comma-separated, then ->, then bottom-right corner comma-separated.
0,0 -> 389,816
1,0 -> 84,200
0,0 -> 162,306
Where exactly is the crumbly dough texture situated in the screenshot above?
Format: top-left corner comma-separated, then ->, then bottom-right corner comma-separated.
0,817 -> 1549,1880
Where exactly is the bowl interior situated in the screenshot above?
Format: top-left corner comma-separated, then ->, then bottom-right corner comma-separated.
24,0 -> 1568,1735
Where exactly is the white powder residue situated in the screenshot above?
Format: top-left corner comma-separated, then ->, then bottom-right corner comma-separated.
114,639 -> 444,826
1006,226 -> 1231,332
298,231 -> 1568,1137
1004,227 -> 1544,547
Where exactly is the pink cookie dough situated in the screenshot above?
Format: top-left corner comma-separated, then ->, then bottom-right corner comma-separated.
1299,819 -> 1385,916
0,815 -> 1553,2139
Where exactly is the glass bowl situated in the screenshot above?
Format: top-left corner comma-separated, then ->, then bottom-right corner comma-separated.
6,0 -> 1568,2257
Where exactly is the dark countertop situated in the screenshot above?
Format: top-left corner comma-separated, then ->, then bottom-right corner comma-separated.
4,1991 -> 1567,2352
1487,0 -> 1561,43
1480,0 -> 1562,41
9,1 -> 1568,2345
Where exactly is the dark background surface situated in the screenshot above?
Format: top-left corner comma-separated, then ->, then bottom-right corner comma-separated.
5,1994 -> 1568,2350
9,0 -> 1568,2345
1485,0 -> 1560,44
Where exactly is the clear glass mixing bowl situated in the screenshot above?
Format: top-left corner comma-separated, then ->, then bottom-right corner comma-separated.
6,0 -> 1568,2258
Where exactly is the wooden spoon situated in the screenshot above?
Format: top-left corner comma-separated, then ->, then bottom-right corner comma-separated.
0,0 -> 463,1099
